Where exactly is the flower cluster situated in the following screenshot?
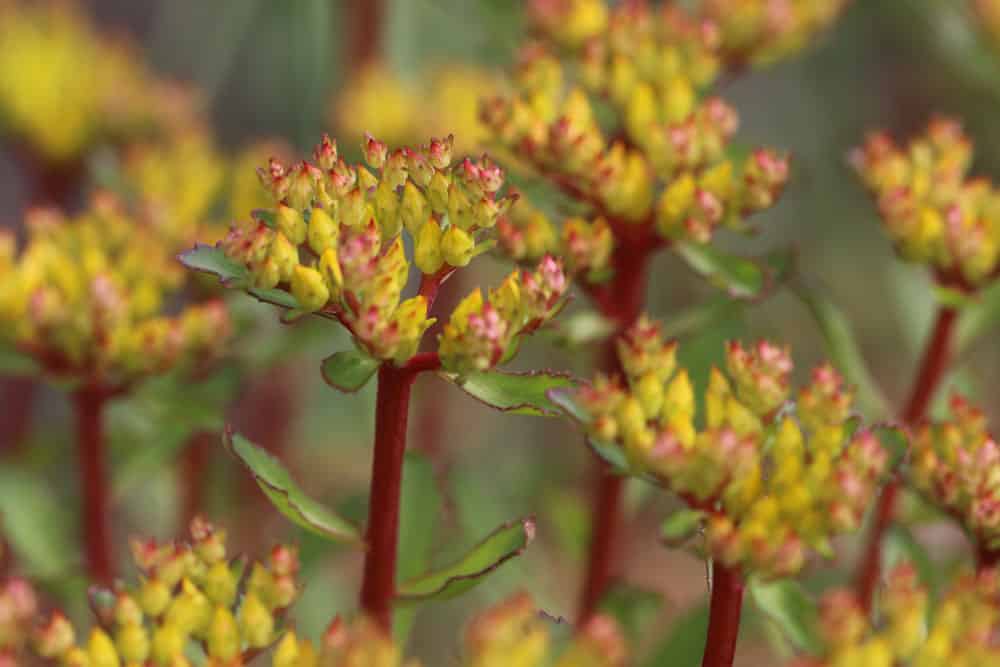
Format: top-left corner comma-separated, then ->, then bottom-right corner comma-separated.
275,592 -> 625,667
215,133 -> 566,369
974,0 -> 1000,44
0,0 -> 191,161
32,517 -> 300,667
910,394 -> 1000,555
570,316 -> 887,577
789,564 -> 1000,667
0,193 -> 230,389
851,116 -> 1000,288
485,0 -> 789,278
0,575 -> 37,664
334,63 -> 495,155
695,0 -> 852,67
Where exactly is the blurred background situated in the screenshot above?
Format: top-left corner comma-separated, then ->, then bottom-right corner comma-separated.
4,1 -> 1000,664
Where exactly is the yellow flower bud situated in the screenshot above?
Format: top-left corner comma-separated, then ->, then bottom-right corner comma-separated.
151,624 -> 187,666
115,624 -> 149,664
636,372 -> 664,418
625,82 -> 658,143
441,225 -> 475,267
661,370 -> 694,423
87,629 -> 120,667
201,561 -> 237,607
400,182 -> 428,234
268,232 -> 299,284
165,580 -> 211,637
662,76 -> 695,123
206,606 -> 240,661
318,248 -> 344,292
276,205 -> 307,245
374,181 -> 401,239
273,632 -> 300,667
447,183 -> 475,230
254,258 -> 281,289
238,593 -> 274,649
291,265 -> 330,312
64,647 -> 91,667
307,207 -> 338,255
427,171 -> 451,213
414,218 -> 444,274
139,579 -> 171,618
656,173 -> 696,238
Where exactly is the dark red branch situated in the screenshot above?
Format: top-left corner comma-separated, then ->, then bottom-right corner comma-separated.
403,352 -> 441,374
74,387 -> 114,584
346,1 -> 384,69
418,267 -> 456,311
855,306 -> 958,612
577,239 -> 652,625
179,431 -> 214,532
701,561 -> 745,667
359,363 -> 419,631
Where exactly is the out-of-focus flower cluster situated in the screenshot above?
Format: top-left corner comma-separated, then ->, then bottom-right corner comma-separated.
0,575 -> 38,664
334,64 -> 495,156
123,134 -> 290,248
570,316 -> 887,578
788,564 -> 1000,667
910,394 -> 1000,555
485,1 -> 789,277
27,517 -> 299,667
974,0 -> 1000,44
0,193 -> 230,389
852,117 -> 1000,288
695,0 -> 852,67
275,592 -> 625,667
0,0 -> 193,161
216,133 -> 567,369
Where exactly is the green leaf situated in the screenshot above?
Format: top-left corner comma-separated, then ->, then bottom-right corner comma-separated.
178,244 -> 251,289
397,452 -> 442,582
396,518 -> 535,604
957,279 -> 1000,354
252,208 -> 278,229
548,310 -> 617,348
660,508 -> 706,547
546,387 -> 591,424
934,285 -> 977,309
641,603 -> 709,667
248,287 -> 301,310
749,578 -> 823,655
0,469 -> 75,579
224,430 -> 362,544
585,437 -> 631,475
873,425 -> 909,472
321,349 -> 381,393
674,242 -> 765,300
792,282 -> 892,420
444,370 -> 576,416
0,343 -> 38,376
598,583 -> 663,648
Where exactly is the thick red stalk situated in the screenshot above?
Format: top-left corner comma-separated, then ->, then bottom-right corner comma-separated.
701,561 -> 745,667
359,363 -> 418,631
346,0 -> 384,68
179,431 -> 214,531
74,387 -> 114,584
577,239 -> 651,624
855,306 -> 957,611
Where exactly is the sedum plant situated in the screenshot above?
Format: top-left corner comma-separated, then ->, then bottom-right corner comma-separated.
182,131 -> 568,633
553,315 -> 890,666
0,193 -> 231,583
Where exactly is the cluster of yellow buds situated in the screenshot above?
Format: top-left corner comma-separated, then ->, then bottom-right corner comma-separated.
464,592 -> 626,667
334,63 -> 495,155
215,133 -> 565,369
851,117 -> 1000,288
485,0 -> 789,266
0,0 -> 192,161
272,616 -> 415,667
910,394 -> 1000,555
0,193 -> 230,389
570,316 -> 887,578
0,575 -> 38,663
788,564 -> 1000,667
695,0 -> 852,67
33,517 -> 300,667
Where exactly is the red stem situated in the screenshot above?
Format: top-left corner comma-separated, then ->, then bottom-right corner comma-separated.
346,0 -> 384,68
359,363 -> 419,631
855,306 -> 958,612
577,239 -> 651,624
179,431 -> 214,532
701,561 -> 745,667
74,387 -> 114,584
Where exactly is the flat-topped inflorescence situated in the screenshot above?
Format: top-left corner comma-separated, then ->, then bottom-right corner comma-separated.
788,563 -> 1000,666
484,0 -> 789,277
851,116 -> 1000,289
209,133 -> 567,371
910,394 -> 1000,561
27,517 -> 300,667
0,193 -> 229,391
695,0 -> 852,67
273,591 -> 625,667
563,315 -> 887,578
0,0 -> 194,161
